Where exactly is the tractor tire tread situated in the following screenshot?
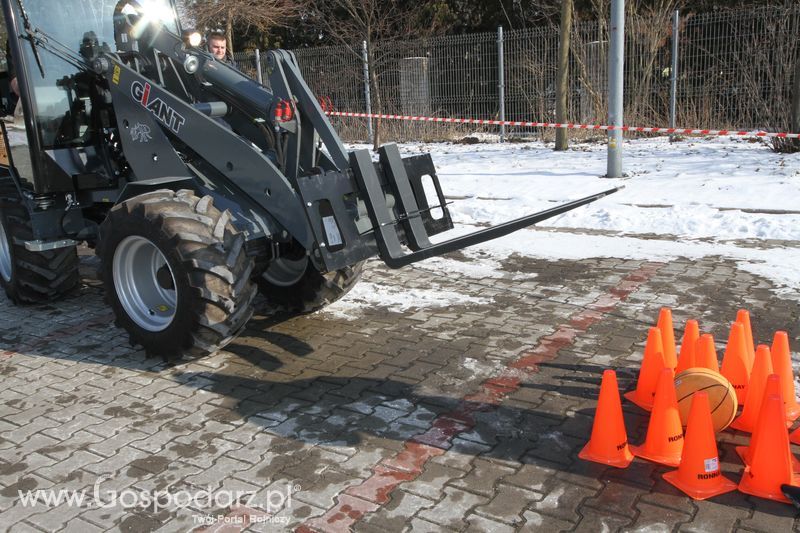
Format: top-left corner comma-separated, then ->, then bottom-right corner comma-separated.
0,179 -> 79,304
257,260 -> 364,314
98,189 -> 255,359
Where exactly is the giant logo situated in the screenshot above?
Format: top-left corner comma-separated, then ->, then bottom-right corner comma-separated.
131,81 -> 186,134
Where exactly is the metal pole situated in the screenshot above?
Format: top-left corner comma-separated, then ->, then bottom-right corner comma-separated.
669,9 -> 679,130
362,40 -> 374,142
254,48 -> 263,85
607,0 -> 625,178
497,26 -> 506,142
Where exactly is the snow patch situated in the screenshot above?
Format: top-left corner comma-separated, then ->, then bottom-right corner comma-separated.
322,281 -> 491,320
341,138 -> 800,302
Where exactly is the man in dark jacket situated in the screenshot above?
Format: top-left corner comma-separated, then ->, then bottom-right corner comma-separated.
206,32 -> 237,67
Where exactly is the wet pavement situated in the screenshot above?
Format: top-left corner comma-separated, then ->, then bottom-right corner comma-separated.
1,234 -> 799,532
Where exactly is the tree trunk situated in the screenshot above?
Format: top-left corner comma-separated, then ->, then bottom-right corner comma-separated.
368,44 -> 382,150
792,50 -> 800,134
775,44 -> 800,152
226,8 -> 234,55
555,0 -> 574,151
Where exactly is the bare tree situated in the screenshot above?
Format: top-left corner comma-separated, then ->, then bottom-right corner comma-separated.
302,0 -> 447,149
555,0 -> 574,150
773,49 -> 800,153
187,0 -> 299,54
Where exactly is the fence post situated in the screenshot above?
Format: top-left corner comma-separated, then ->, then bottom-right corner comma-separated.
607,0 -> 625,178
669,9 -> 679,130
254,48 -> 263,85
362,40 -> 374,142
497,26 -> 506,142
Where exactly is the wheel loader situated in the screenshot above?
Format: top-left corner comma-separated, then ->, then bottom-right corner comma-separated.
0,0 -> 618,358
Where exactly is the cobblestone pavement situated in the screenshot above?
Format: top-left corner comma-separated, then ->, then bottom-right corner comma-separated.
1,236 -> 799,532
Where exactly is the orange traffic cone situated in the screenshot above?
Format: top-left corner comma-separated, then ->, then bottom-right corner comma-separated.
771,331 -> 800,422
624,328 -> 666,411
790,425 -> 800,446
736,374 -> 782,465
735,375 -> 800,471
721,322 -> 751,404
663,391 -> 737,500
738,394 -> 799,503
657,308 -> 678,370
631,368 -> 683,467
695,334 -> 720,374
676,319 -> 700,374
736,309 -> 755,372
730,345 -> 774,433
579,370 -> 634,468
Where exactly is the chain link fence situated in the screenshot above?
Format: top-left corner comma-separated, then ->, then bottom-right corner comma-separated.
238,4 -> 799,143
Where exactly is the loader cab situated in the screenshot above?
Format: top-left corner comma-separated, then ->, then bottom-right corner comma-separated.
0,0 -> 182,198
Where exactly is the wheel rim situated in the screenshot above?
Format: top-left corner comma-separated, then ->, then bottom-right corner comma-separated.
0,218 -> 12,283
261,256 -> 308,287
113,235 -> 177,332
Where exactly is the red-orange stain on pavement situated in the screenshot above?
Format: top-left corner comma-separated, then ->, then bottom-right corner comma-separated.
345,465 -> 417,503
297,262 -> 663,533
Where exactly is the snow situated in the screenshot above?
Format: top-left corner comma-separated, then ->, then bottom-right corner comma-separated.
321,281 -> 491,320
322,136 -> 800,316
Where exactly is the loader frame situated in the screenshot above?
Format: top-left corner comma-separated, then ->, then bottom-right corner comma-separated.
0,0 -> 619,356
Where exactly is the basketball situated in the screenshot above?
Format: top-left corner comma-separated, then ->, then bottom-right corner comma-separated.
674,368 -> 738,432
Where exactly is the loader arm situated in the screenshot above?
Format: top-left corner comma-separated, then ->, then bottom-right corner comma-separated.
4,0 -> 620,273
82,7 -> 621,273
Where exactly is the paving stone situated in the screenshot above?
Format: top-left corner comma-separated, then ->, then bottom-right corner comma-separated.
678,496 -> 747,533
417,487 -> 489,530
474,483 -> 542,526
640,478 -> 696,513
86,428 -> 150,458
582,477 -> 654,519
405,516 -> 458,532
503,461 -> 560,493
168,435 -> 242,470
263,498 -> 325,531
737,498 -> 796,533
1,250 -> 788,532
626,501 -> 694,532
356,489 -> 435,532
573,505 -> 634,533
531,480 -> 600,523
464,513 -> 517,533
519,510 -> 575,532
0,451 -> 57,486
398,462 -> 466,501
429,438 -> 493,472
25,502 -> 94,532
449,457 -> 517,498
83,445 -> 150,477
0,416 -> 60,444
0,473 -> 54,513
280,469 -> 358,512
6,521 -> 43,533
33,450 -> 105,483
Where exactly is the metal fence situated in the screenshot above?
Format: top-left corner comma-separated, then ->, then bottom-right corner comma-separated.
238,5 -> 800,143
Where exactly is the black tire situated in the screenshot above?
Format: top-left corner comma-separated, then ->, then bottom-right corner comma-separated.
257,257 -> 364,314
97,189 -> 256,358
0,180 -> 79,304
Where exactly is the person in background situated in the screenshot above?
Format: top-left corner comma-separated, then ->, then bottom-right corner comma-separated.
206,32 -> 237,67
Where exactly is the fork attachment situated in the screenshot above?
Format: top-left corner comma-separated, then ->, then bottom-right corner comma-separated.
297,143 -> 621,271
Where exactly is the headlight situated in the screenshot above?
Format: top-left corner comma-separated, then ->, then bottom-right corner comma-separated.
121,0 -> 177,38
138,0 -> 175,24
182,30 -> 202,48
183,55 -> 199,74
